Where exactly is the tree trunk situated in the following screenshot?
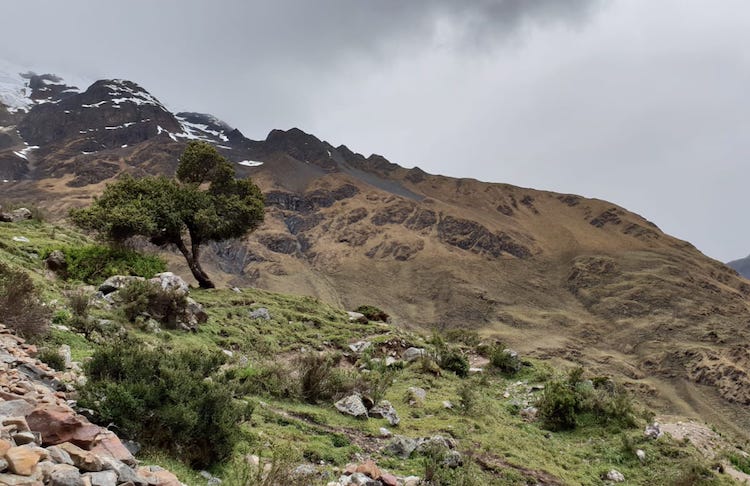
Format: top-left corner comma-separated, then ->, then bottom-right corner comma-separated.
175,238 -> 215,289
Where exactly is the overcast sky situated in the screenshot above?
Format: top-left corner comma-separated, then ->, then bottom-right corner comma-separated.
2,0 -> 749,261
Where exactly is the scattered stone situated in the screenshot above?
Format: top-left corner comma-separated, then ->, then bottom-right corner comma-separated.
334,394 -> 368,419
636,449 -> 646,462
443,450 -> 463,468
403,347 -> 425,362
369,400 -> 400,426
49,463 -> 81,486
292,464 -> 316,477
248,307 -> 271,320
606,469 -> 625,482
46,446 -> 73,466
386,435 -> 418,459
348,341 -> 371,354
0,208 -> 32,222
0,399 -> 35,417
12,236 -> 30,243
520,406 -> 538,422
6,445 -> 46,475
83,470 -> 117,486
149,272 -> 189,296
354,460 -> 381,479
98,276 -> 144,295
644,422 -> 662,439
406,387 -> 426,406
442,400 -> 454,409
380,472 -> 398,486
58,345 -> 72,369
379,427 -> 392,438
45,250 -> 67,274
57,443 -> 104,472
347,311 -> 365,322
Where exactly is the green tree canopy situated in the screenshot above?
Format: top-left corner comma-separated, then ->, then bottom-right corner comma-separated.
70,141 -> 264,288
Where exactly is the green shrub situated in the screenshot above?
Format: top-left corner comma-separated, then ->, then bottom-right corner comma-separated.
52,310 -> 71,326
444,328 -> 481,347
439,349 -> 469,377
78,340 -> 243,467
537,379 -> 580,431
729,453 -> 750,474
231,362 -> 297,399
38,347 -> 66,371
457,381 -> 478,416
118,280 -> 188,329
47,245 -> 166,284
355,305 -> 389,322
0,262 -> 50,338
297,352 -> 340,403
537,367 -> 637,431
489,346 -> 520,375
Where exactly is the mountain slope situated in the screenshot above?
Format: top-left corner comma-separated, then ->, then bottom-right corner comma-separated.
727,255 -> 750,279
2,66 -> 750,438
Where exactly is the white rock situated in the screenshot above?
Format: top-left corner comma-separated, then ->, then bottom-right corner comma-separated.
606,469 -> 625,482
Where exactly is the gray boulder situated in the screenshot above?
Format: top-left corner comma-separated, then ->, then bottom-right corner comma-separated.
443,450 -> 463,468
386,435 -> 418,459
0,207 -> 32,222
248,307 -> 271,320
149,272 -> 189,296
606,469 -> 625,482
334,394 -> 368,419
403,347 -> 425,362
407,386 -> 427,405
644,422 -> 662,439
369,400 -> 400,426
99,275 -> 144,295
348,341 -> 371,354
45,250 -> 67,273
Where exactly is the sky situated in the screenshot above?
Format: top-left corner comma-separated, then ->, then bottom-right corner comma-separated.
1,0 -> 749,262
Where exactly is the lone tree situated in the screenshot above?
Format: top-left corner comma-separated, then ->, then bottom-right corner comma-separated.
70,141 -> 264,288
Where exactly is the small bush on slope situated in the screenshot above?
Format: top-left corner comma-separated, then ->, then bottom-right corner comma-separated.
78,339 -> 245,467
44,244 -> 166,284
537,366 -> 636,431
0,261 -> 50,337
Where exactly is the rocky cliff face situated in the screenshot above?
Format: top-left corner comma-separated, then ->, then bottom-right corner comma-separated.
2,66 -> 750,437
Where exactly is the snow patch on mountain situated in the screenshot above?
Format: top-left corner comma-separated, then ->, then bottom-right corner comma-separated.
238,160 -> 263,167
0,61 -> 33,113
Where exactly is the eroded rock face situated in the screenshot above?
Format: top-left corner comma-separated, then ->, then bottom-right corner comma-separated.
437,216 -> 531,259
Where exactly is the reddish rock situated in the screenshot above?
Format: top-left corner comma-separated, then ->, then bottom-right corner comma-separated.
381,472 -> 399,486
90,432 -> 136,466
355,460 -> 381,480
25,405 -> 102,447
137,467 -> 182,486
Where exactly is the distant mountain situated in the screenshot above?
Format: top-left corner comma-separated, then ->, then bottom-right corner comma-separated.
2,63 -> 750,438
727,255 -> 750,279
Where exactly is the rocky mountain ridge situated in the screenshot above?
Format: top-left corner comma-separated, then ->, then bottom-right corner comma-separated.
2,65 -> 750,439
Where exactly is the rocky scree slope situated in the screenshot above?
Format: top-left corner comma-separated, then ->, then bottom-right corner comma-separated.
2,66 -> 750,438
0,323 -> 184,485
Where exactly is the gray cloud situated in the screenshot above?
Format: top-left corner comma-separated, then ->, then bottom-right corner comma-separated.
1,0 -> 749,262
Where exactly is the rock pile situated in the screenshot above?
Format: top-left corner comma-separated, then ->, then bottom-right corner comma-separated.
96,273 -> 208,331
0,323 -> 184,485
0,207 -> 32,223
